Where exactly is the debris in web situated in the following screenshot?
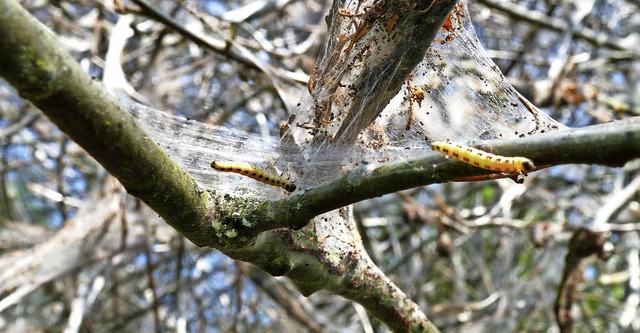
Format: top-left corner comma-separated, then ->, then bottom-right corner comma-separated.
123,1 -> 565,199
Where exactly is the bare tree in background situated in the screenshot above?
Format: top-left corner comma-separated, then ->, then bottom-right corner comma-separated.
1,0 -> 640,332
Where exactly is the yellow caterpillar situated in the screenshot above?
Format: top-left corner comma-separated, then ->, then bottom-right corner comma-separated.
210,161 -> 296,192
431,141 -> 535,173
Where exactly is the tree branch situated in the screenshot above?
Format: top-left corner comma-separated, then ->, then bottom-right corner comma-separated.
0,0 -> 218,246
3,0 -> 638,331
0,1 -> 445,331
477,0 -> 639,57
266,118 -> 640,228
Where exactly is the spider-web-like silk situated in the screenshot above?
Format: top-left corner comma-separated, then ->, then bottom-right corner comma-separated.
126,1 -> 564,199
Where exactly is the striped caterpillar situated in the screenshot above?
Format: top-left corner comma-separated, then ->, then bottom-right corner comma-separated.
210,161 -> 296,192
431,141 -> 535,174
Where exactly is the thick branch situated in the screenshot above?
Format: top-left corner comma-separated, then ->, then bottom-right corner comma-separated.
3,2 -> 638,331
0,4 -> 441,330
333,0 -> 457,143
0,0 -> 218,246
3,0 -> 639,263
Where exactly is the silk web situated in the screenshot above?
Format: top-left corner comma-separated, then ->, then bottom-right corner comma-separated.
123,1 -> 565,200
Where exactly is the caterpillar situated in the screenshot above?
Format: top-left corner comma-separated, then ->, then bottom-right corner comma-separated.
210,161 -> 296,192
431,141 -> 535,174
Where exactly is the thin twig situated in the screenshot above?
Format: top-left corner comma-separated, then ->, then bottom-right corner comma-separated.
476,0 -> 639,57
